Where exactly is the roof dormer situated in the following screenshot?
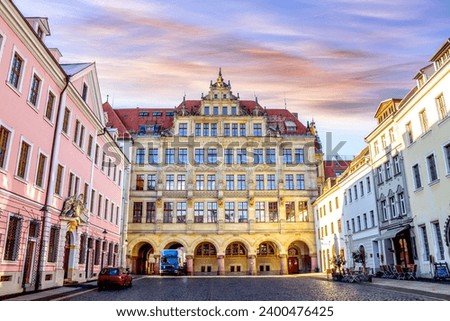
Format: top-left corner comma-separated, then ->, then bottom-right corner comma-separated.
25,17 -> 51,42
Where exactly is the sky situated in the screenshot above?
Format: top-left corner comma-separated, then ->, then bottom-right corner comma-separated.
13,0 -> 450,158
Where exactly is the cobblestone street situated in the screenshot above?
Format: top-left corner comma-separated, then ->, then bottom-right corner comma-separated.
61,275 -> 447,301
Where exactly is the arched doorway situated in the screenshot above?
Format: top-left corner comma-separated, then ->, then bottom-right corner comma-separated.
256,241 -> 278,274
225,242 -> 247,274
134,243 -> 154,275
288,241 -> 311,273
194,242 -> 217,274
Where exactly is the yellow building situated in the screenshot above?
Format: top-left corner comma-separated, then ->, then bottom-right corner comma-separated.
106,71 -> 324,275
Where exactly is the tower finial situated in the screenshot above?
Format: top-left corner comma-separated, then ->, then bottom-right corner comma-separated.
219,67 -> 222,77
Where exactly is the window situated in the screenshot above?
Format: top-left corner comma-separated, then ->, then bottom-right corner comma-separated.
94,144 -> 99,165
62,107 -> 71,134
17,140 -> 31,179
54,164 -> 64,196
427,154 -> 438,182
147,174 -> 156,190
135,174 -> 144,191
389,195 -> 397,218
177,202 -> 187,223
226,174 -> 234,190
148,148 -> 158,164
207,202 -> 217,223
203,124 -> 209,136
232,123 -> 238,137
177,174 -> 186,190
370,210 -> 376,227
357,216 -> 361,231
238,202 -> 248,223
255,202 -> 265,222
237,148 -> 246,164
419,109 -> 429,133
97,194 -> 102,217
433,222 -> 445,261
389,127 -> 395,144
35,153 -> 47,188
253,149 -> 263,164
165,174 -> 174,190
9,52 -> 24,89
354,185 -> 358,199
374,141 -> 379,155
231,106 -> 237,115
398,192 -> 406,215
405,122 -> 413,145
385,161 -> 391,180
363,213 -> 367,230
195,123 -> 201,136
254,123 -> 262,136
82,83 -> 88,101
268,202 -> 278,222
45,91 -> 56,121
225,202 -> 235,223
87,135 -> 93,158
4,215 -> 22,261
282,149 -> 292,164
223,106 -> 228,115
196,174 -> 204,190
237,174 -> 246,190
266,149 -> 276,164
393,155 -> 400,175
207,174 -> 215,190
286,202 -> 295,222
377,166 -> 383,184
179,123 -> 187,136
207,148 -> 217,164
224,124 -> 230,136
239,124 -> 246,136
224,149 -> 233,165
28,73 -> 41,106
178,148 -> 188,165
285,174 -> 294,190
444,143 -> 450,174
256,174 -> 264,190
381,200 -> 388,221
73,120 -> 85,149
47,226 -> 60,262
194,202 -> 204,223
366,176 -> 371,193
295,148 -> 304,164
335,197 -> 339,209
133,202 -> 143,223
136,148 -> 145,164
165,148 -> 175,164
296,174 -> 305,190
0,126 -> 11,169
420,225 -> 430,261
267,174 -> 276,190
204,106 -> 210,115
163,202 -> 173,223
436,94 -> 448,120
360,181 -> 364,196
211,123 -> 217,137
195,148 -> 204,164
104,198 -> 109,220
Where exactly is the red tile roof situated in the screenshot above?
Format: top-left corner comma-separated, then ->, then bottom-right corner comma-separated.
323,160 -> 352,180
107,100 -> 310,137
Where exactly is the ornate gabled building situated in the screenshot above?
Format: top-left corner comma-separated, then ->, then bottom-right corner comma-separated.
107,70 -> 324,275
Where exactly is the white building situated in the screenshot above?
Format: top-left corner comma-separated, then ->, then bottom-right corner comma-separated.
394,39 -> 450,277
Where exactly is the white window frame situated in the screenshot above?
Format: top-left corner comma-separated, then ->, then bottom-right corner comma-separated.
27,68 -> 44,109
0,121 -> 14,172
15,136 -> 33,181
442,140 -> 450,175
7,46 -> 27,93
425,152 -> 439,183
34,149 -> 49,189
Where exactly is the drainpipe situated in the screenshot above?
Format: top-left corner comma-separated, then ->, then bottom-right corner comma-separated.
35,75 -> 71,292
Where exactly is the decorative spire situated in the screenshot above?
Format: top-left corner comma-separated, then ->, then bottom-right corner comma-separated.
216,67 -> 224,86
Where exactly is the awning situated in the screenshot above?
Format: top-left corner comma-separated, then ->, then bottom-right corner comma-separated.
375,225 -> 410,241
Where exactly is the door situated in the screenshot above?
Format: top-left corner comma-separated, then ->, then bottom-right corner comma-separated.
23,240 -> 36,285
288,257 -> 299,274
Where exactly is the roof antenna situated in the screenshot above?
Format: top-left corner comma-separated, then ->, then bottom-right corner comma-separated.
284,94 -> 287,110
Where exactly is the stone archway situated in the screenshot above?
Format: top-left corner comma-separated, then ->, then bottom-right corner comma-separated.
194,242 -> 217,274
256,241 -> 278,274
132,242 -> 155,275
288,241 -> 311,273
224,241 -> 248,274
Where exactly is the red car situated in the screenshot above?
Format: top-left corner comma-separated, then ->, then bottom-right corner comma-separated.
97,267 -> 132,290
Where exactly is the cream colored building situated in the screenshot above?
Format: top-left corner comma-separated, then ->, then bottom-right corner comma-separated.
108,71 -> 324,275
394,39 -> 450,277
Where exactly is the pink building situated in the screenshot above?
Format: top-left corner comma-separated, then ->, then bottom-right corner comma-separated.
0,1 -> 128,297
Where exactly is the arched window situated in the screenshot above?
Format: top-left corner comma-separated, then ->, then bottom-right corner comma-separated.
195,242 -> 217,256
257,242 -> 276,256
226,242 -> 247,256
